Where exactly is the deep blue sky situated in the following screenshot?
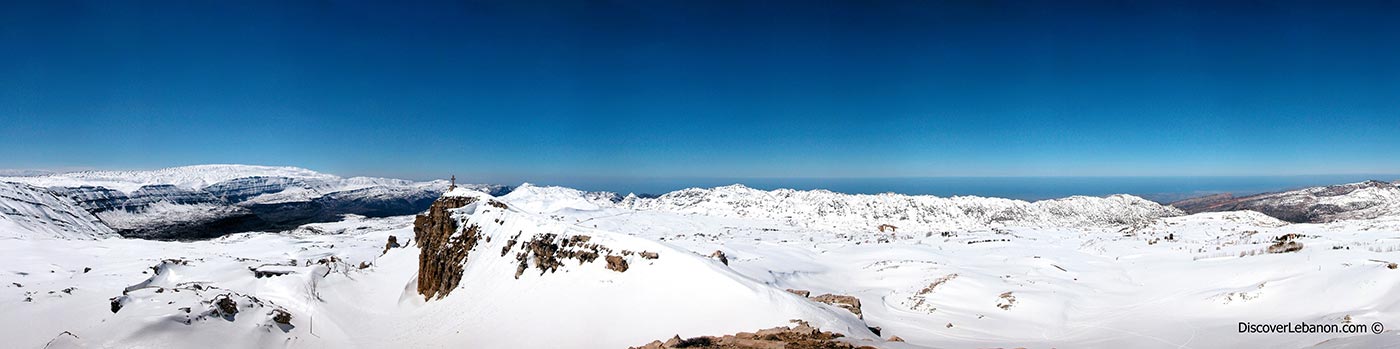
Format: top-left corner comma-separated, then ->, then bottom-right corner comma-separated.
3,0 -> 1398,184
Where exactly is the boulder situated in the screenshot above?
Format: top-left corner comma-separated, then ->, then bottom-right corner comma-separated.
606,255 -> 629,272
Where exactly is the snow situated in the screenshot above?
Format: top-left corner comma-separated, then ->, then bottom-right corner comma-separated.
0,181 -> 115,240
0,165 -> 338,193
2,181 -> 1398,348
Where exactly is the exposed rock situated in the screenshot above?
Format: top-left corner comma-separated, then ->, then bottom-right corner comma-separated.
271,308 -> 292,324
216,295 -> 239,315
1267,234 -> 1304,254
640,251 -> 659,260
83,267 -> 91,273
414,195 -> 480,300
889,336 -> 904,342
810,294 -> 863,319
997,291 -> 1017,310
664,335 -> 683,347
630,320 -> 875,349
1267,241 -> 1304,254
709,250 -> 729,265
785,289 -> 810,297
510,233 -> 609,278
606,255 -> 629,272
383,235 -> 400,253
109,296 -> 126,313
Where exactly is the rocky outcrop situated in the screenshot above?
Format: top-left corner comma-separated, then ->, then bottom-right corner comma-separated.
414,196 -> 480,300
628,320 -> 877,349
606,255 -> 629,272
810,294 -> 863,319
709,250 -> 729,265
271,308 -> 292,325
512,233 -> 608,278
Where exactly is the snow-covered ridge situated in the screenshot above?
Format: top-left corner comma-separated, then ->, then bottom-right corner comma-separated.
0,164 -> 338,193
1173,180 -> 1400,223
0,181 -> 115,239
611,183 -> 1183,230
0,164 -> 501,239
416,189 -> 878,347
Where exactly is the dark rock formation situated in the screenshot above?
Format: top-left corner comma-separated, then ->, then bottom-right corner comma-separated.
271,308 -> 292,324
216,295 -> 239,315
414,196 -> 480,300
709,250 -> 729,265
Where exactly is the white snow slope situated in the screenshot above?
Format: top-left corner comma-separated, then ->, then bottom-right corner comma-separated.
2,183 -> 1398,348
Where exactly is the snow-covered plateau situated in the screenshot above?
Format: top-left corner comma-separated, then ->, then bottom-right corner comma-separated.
2,167 -> 1398,348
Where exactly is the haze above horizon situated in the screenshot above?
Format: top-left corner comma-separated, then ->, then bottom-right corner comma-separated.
3,1 -> 1398,181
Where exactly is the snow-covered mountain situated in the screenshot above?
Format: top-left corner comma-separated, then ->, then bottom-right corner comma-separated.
4,179 -> 1400,348
0,182 -> 115,240
612,184 -> 1183,231
1172,180 -> 1400,223
0,165 -> 508,239
502,183 -> 1183,232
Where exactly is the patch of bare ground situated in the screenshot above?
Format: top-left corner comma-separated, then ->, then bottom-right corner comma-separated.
629,320 -> 877,349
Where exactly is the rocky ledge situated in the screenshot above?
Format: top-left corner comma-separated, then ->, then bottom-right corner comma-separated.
630,320 -> 876,349
414,195 -> 480,300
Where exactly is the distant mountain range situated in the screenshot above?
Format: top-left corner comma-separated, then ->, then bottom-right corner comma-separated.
0,165 -> 508,239
1170,180 -> 1400,223
3,165 -> 1399,239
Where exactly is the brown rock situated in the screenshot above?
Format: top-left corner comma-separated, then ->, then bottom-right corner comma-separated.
640,251 -> 659,260
811,294 -> 863,319
606,255 -> 629,272
414,196 -> 481,300
384,235 -> 401,254
709,250 -> 729,265
785,289 -> 811,297
889,335 -> 904,342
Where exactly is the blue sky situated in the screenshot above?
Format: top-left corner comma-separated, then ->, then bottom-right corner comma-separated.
2,0 -> 1398,183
